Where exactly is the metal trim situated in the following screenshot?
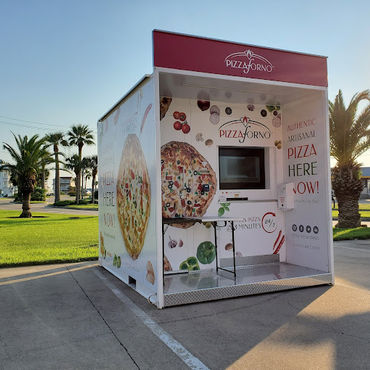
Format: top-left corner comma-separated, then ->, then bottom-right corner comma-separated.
163,273 -> 332,307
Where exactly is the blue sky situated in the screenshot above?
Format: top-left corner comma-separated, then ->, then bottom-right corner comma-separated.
0,0 -> 369,172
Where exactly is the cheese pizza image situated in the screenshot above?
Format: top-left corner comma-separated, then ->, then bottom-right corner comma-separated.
117,134 -> 151,260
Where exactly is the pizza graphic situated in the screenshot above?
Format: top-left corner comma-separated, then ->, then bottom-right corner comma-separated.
160,96 -> 172,120
117,134 -> 151,260
161,141 -> 216,224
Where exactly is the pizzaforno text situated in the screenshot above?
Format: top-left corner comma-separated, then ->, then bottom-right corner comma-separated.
220,126 -> 271,142
225,59 -> 273,74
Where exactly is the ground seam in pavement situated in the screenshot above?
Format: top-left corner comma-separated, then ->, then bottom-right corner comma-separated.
65,266 -> 140,370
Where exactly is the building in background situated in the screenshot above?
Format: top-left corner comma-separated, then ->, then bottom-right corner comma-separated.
0,167 -> 15,197
360,167 -> 370,198
53,176 -> 73,194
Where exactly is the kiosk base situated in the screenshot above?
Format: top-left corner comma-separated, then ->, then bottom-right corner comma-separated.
163,262 -> 332,307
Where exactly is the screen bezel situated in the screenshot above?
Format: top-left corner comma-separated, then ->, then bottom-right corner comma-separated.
218,146 -> 266,190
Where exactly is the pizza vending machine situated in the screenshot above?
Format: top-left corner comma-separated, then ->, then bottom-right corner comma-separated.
97,30 -> 334,308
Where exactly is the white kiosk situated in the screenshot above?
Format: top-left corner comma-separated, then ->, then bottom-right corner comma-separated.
98,30 -> 333,308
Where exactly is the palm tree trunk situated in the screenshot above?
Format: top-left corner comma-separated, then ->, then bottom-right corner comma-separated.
41,165 -> 46,190
91,175 -> 96,204
20,193 -> 32,218
81,169 -> 84,200
78,144 -> 83,200
336,195 -> 361,228
75,172 -> 81,204
54,152 -> 60,203
85,175 -> 88,197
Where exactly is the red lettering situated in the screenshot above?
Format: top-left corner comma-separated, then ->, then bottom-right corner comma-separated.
287,144 -> 317,159
288,147 -> 294,159
292,181 -> 319,194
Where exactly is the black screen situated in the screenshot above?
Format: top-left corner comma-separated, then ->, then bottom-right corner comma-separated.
219,147 -> 265,189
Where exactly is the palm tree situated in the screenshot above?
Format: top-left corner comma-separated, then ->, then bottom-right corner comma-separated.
65,155 -> 82,204
0,134 -> 50,217
330,89 -> 370,228
89,155 -> 98,204
67,124 -> 95,200
80,157 -> 91,200
45,132 -> 68,203
38,145 -> 53,190
84,169 -> 91,197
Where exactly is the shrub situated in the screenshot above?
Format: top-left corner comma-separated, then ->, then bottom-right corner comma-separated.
31,187 -> 46,201
54,199 -> 91,206
54,200 -> 74,206
79,199 -> 90,205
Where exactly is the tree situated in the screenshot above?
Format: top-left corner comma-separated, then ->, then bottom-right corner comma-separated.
80,157 -> 91,200
45,132 -> 68,203
0,134 -> 50,217
89,155 -> 98,204
330,89 -> 370,228
67,125 -> 94,200
38,145 -> 53,190
65,155 -> 82,204
84,169 -> 91,197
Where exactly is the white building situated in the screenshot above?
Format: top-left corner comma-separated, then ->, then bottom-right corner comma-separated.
0,168 -> 15,197
53,176 -> 73,193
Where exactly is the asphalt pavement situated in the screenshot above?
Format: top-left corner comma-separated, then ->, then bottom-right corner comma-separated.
1,198 -> 369,369
0,198 -> 98,216
0,240 -> 369,370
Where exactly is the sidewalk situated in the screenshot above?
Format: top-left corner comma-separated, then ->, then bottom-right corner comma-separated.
0,241 -> 369,369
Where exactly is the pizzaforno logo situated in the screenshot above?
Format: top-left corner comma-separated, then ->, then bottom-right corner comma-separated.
219,116 -> 271,143
225,49 -> 273,74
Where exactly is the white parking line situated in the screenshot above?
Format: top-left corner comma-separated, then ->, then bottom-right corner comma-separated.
335,245 -> 370,253
94,269 -> 209,370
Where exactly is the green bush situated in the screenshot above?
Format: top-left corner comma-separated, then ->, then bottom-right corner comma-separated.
54,200 -> 75,206
54,198 -> 91,206
14,187 -> 46,202
80,198 -> 91,205
31,187 -> 46,201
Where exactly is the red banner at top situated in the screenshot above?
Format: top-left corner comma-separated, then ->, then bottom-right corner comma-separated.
153,31 -> 327,87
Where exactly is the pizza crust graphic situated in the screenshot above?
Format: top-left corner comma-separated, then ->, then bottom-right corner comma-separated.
161,141 -> 216,225
160,96 -> 172,120
117,134 -> 151,260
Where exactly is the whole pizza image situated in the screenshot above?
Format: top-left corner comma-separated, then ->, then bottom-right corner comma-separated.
97,30 -> 334,308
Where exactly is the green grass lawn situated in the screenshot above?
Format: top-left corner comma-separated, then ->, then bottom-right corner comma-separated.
0,210 -> 98,267
332,209 -> 370,218
333,227 -> 370,241
333,203 -> 370,210
1,206 -> 369,268
358,203 -> 370,210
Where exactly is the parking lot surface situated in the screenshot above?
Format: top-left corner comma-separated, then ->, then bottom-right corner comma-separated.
0,241 -> 369,370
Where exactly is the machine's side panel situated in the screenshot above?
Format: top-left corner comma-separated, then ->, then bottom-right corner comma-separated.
283,92 -> 331,272
98,77 -> 158,298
